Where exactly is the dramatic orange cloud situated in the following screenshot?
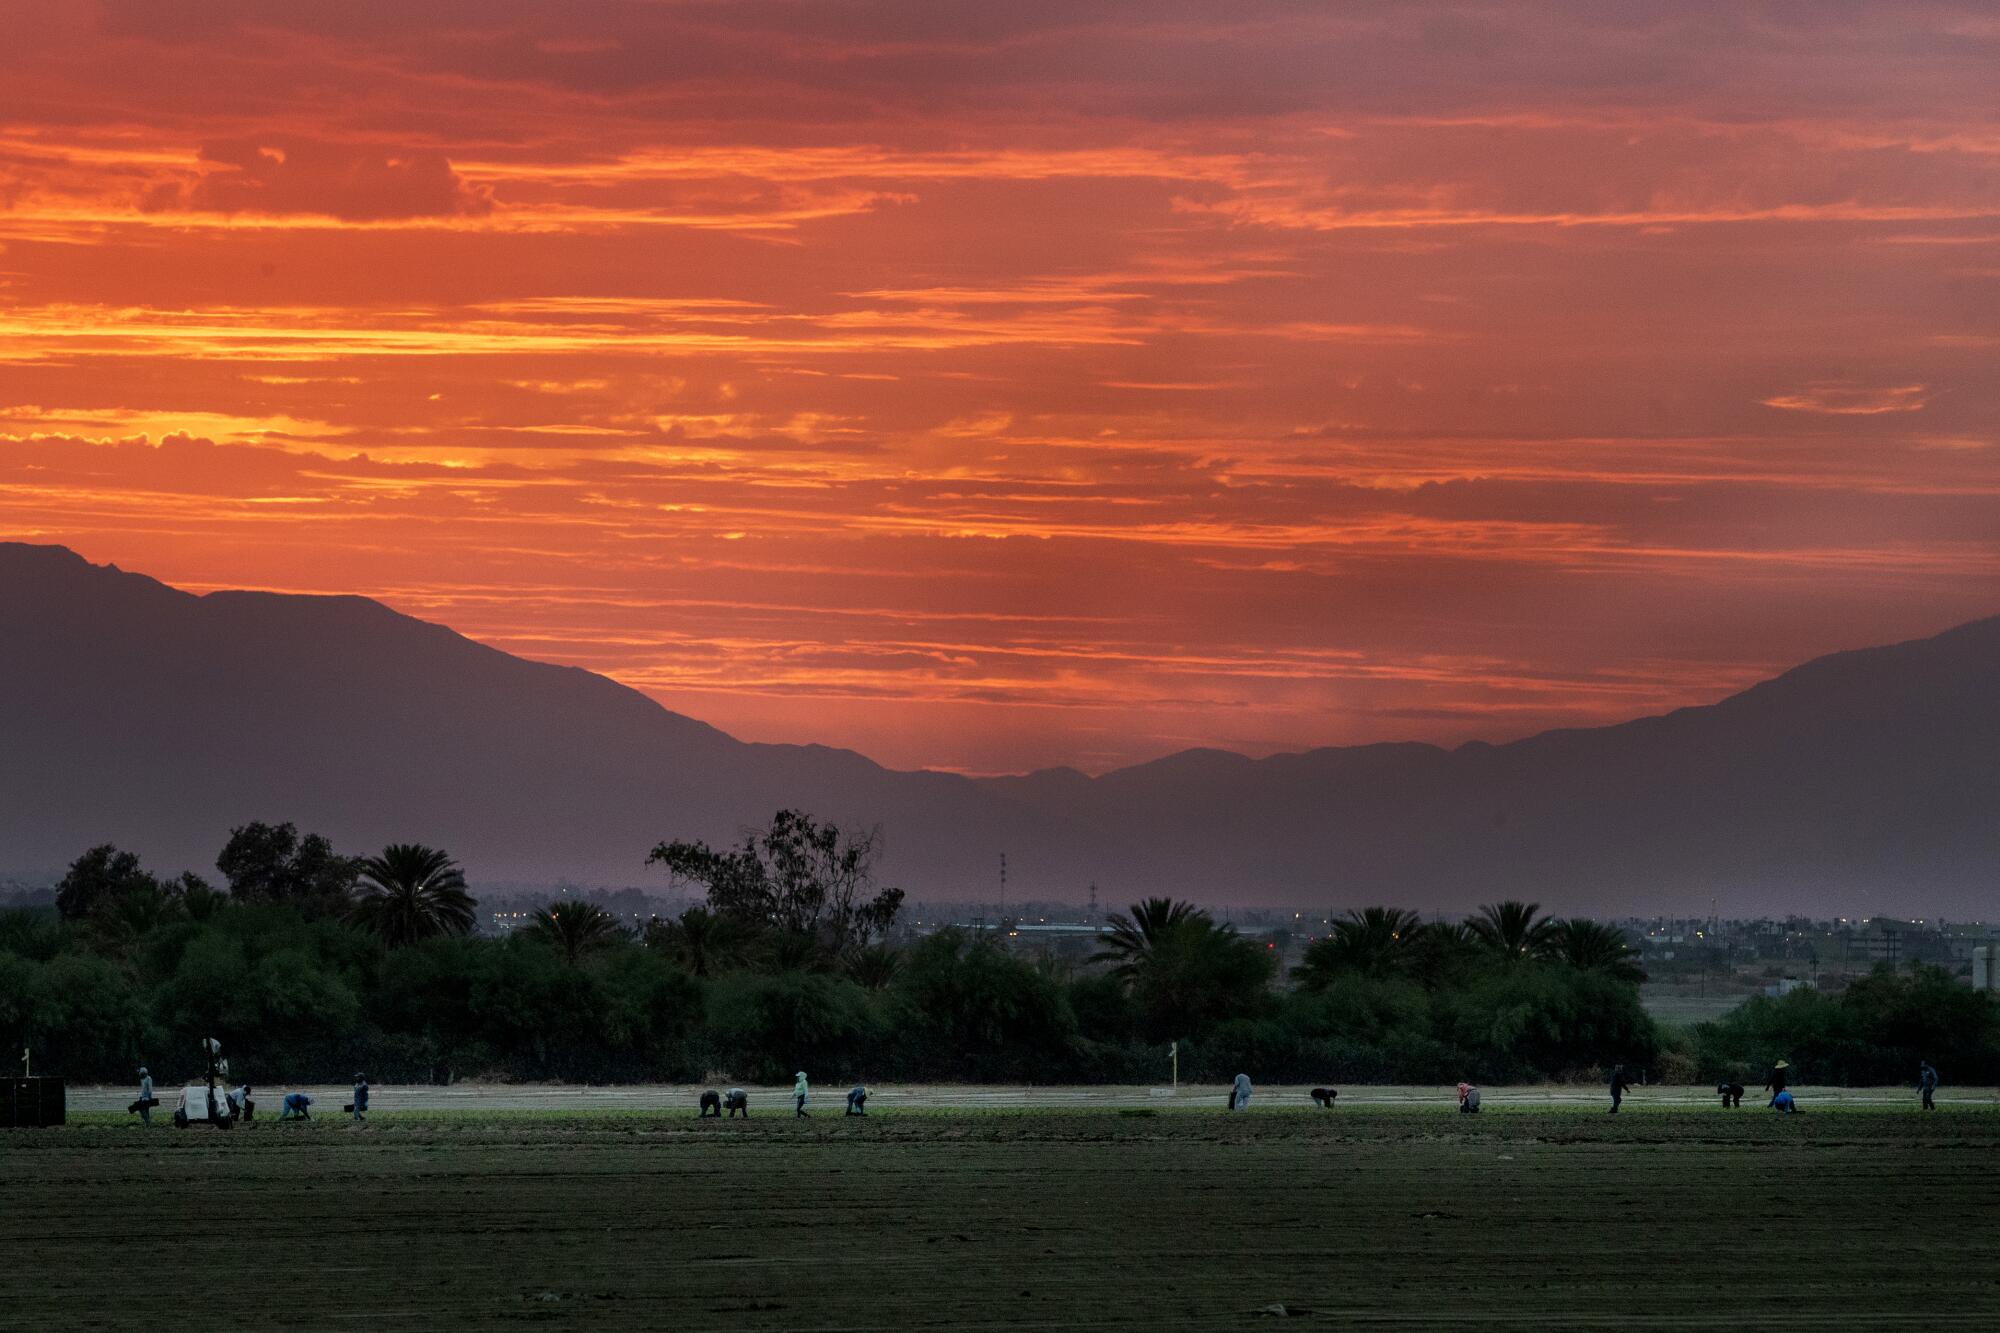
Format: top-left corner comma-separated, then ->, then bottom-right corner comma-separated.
2,2 -> 1996,772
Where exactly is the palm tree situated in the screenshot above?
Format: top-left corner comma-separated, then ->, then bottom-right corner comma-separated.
348,844 -> 475,947
531,900 -> 626,964
645,906 -> 742,976
1291,906 -> 1424,988
847,943 -> 903,991
1091,898 -> 1210,979
1467,900 -> 1555,961
1124,910 -> 1272,1042
1541,918 -> 1646,983
1405,919 -> 1478,988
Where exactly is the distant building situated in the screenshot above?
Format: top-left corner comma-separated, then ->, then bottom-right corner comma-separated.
1974,946 -> 1997,993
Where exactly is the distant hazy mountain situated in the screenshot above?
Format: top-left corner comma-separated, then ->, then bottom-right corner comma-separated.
3,542 -> 1995,915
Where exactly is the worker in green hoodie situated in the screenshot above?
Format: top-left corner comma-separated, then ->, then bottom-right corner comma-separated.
793,1071 -> 810,1118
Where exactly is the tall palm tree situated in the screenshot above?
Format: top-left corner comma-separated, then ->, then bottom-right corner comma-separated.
348,844 -> 475,947
1292,906 -> 1423,988
531,900 -> 627,965
1467,900 -> 1555,961
1541,918 -> 1646,983
1091,898 -> 1210,979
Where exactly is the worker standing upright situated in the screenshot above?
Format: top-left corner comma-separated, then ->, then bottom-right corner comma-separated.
1608,1064 -> 1633,1114
350,1072 -> 370,1124
793,1071 -> 810,1118
1919,1061 -> 1939,1111
130,1066 -> 155,1126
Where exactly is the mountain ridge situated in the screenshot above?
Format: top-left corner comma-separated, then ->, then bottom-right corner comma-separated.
4,541 -> 1996,915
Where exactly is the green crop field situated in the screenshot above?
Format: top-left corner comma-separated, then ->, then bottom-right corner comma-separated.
5,1105 -> 1997,1330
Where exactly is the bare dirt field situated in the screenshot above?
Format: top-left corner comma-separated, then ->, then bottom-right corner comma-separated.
6,1101 -> 1997,1330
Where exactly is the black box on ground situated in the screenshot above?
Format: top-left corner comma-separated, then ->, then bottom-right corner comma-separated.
2,1077 -> 68,1127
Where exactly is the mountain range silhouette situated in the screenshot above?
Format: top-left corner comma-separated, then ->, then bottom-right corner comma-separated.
4,542 -> 1994,915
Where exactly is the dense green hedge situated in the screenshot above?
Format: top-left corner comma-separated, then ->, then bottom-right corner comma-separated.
1691,965 -> 1998,1086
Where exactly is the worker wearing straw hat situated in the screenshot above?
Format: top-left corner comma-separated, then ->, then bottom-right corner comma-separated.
1764,1059 -> 1791,1108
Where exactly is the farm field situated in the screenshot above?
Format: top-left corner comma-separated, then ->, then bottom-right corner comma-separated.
5,1101 -> 1998,1330
1637,983 -> 1758,1025
58,1080 -> 2000,1114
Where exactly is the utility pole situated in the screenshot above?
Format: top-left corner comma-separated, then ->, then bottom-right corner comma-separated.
998,852 -> 1007,923
1087,882 -> 1098,925
1170,1040 -> 1178,1089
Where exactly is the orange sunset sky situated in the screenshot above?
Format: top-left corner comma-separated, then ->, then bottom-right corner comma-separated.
3,2 -> 1997,774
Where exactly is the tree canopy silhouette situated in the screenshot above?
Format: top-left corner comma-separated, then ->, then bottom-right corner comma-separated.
216,821 -> 357,916
52,844 -> 213,951
56,844 -> 161,921
648,810 -> 903,955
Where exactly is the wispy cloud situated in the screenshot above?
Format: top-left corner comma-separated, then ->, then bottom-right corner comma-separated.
1762,384 -> 1929,416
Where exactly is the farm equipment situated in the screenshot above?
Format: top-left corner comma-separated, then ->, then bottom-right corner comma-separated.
171,1035 -> 235,1130
173,1083 -> 236,1130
